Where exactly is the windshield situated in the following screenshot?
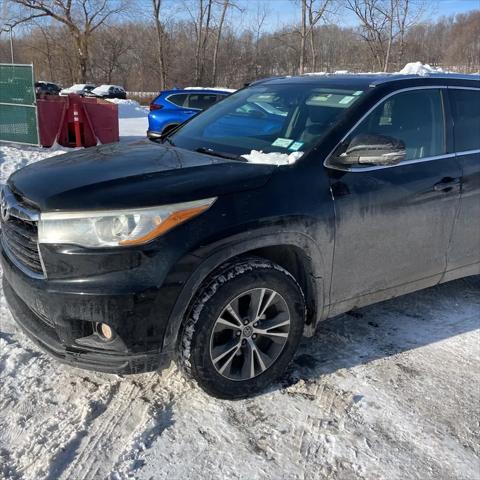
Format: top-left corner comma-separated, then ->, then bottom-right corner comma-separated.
169,84 -> 364,164
92,85 -> 110,94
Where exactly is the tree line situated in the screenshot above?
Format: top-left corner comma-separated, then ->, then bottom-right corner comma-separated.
0,0 -> 478,92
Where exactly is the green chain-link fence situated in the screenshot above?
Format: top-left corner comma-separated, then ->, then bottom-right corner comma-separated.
0,64 -> 39,145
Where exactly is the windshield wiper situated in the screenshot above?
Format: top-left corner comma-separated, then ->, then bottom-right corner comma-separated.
195,147 -> 245,161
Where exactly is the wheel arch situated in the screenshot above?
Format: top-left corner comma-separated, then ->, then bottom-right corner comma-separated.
163,230 -> 328,350
160,122 -> 180,135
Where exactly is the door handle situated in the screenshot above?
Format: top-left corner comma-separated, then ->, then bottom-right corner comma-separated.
433,177 -> 461,192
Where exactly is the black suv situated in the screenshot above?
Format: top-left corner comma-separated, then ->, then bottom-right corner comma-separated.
1,74 -> 479,398
35,81 -> 61,96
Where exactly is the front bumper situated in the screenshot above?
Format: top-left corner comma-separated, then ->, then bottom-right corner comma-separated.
147,129 -> 162,139
0,241 -> 179,375
3,279 -> 170,374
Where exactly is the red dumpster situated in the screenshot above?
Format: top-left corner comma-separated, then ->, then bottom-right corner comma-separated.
37,94 -> 119,148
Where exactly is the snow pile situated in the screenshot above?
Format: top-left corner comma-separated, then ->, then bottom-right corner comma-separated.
398,61 -> 444,76
106,98 -> 148,119
60,84 -> 88,95
0,144 -> 68,184
242,150 -> 303,166
103,99 -> 148,139
304,62 -> 458,77
184,87 -> 236,93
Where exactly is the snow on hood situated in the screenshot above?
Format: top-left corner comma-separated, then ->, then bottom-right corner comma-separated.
242,150 -> 303,166
397,62 -> 444,76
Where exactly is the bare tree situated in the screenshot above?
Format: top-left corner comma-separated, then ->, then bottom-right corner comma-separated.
184,0 -> 214,85
152,0 -> 167,90
92,26 -> 131,83
8,0 -> 128,81
307,0 -> 332,71
344,0 -> 387,70
345,0 -> 423,71
297,0 -> 331,74
211,0 -> 239,85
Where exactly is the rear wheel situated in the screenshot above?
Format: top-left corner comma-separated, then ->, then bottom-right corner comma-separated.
179,258 -> 305,399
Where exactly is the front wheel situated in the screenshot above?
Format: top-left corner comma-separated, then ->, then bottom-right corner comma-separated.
179,258 -> 306,399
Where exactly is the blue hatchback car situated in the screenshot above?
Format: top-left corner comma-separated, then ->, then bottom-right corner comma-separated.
147,88 -> 232,139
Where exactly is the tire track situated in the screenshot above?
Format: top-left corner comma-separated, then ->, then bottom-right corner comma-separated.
56,378 -> 155,480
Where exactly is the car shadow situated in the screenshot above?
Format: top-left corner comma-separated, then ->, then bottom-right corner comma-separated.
273,275 -> 480,393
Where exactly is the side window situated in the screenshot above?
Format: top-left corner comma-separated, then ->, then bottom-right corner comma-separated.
187,94 -> 218,110
167,94 -> 188,107
333,89 -> 445,166
450,89 -> 480,152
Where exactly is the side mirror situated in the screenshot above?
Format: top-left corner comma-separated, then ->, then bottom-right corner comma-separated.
336,134 -> 406,166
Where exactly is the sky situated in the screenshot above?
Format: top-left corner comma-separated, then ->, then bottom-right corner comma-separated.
3,0 -> 480,33
238,0 -> 480,31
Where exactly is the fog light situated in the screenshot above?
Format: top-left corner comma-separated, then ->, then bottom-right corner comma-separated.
96,322 -> 114,341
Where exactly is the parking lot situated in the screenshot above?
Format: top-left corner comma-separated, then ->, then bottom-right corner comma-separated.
0,259 -> 478,479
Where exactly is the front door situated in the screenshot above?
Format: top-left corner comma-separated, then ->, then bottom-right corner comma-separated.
326,87 -> 462,306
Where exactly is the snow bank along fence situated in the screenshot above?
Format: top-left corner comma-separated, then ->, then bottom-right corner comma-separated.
127,91 -> 158,104
0,64 -> 39,145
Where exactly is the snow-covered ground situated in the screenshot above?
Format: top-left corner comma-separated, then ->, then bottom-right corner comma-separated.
0,101 -> 479,480
107,99 -> 149,141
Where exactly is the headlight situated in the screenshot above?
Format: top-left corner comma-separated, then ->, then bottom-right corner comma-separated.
38,198 -> 216,248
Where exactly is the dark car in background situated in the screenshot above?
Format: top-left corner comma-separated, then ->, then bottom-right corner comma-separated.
87,84 -> 127,100
147,88 -> 232,138
35,81 -> 61,96
1,73 -> 479,399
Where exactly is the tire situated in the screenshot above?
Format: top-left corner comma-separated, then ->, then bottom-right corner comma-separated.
179,257 -> 306,399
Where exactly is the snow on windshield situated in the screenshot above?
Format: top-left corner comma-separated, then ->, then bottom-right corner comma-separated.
242,150 -> 303,166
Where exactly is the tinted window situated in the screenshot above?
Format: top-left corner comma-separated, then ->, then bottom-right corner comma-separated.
187,94 -> 219,110
451,89 -> 480,152
167,94 -> 188,107
338,89 -> 445,163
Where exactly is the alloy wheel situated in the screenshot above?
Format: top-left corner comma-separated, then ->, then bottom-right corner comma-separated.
209,288 -> 291,381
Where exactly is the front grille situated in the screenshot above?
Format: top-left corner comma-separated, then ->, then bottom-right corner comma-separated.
1,187 -> 44,277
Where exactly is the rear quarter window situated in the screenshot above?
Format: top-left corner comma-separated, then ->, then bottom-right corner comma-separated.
167,94 -> 188,107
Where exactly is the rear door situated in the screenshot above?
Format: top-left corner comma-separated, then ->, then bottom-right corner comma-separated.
445,87 -> 480,273
326,87 -> 462,305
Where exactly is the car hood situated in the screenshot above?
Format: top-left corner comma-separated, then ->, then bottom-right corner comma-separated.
8,141 -> 276,211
